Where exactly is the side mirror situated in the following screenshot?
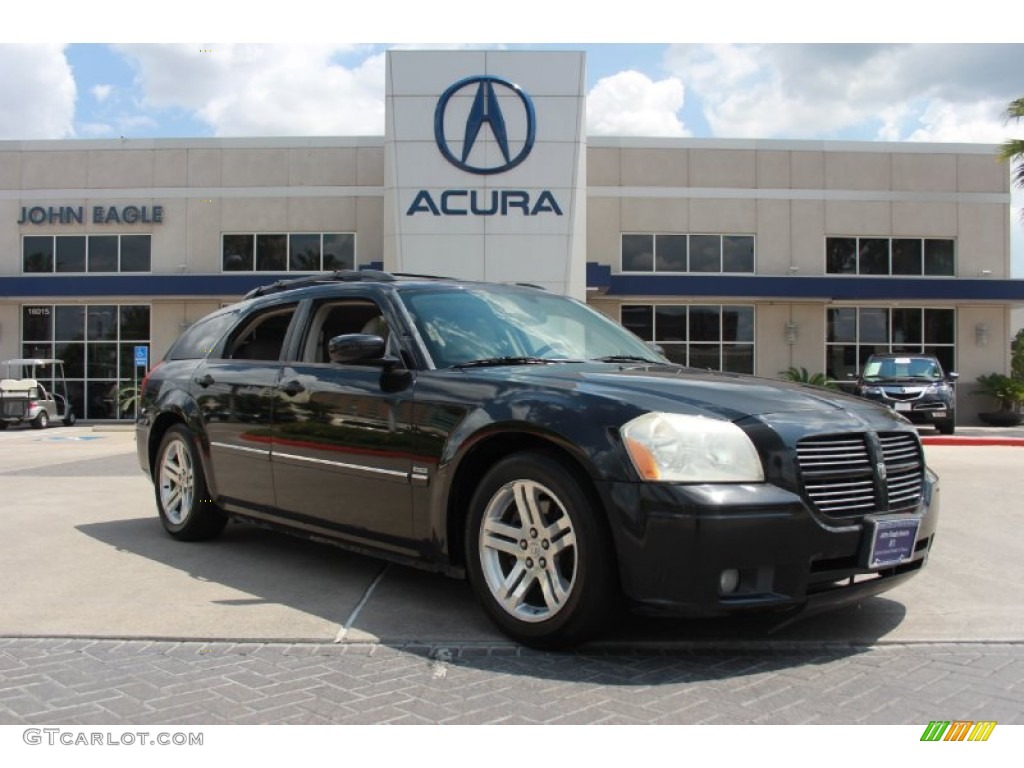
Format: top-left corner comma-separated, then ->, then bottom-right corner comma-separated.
948,372 -> 959,382
328,334 -> 399,368
846,372 -> 857,379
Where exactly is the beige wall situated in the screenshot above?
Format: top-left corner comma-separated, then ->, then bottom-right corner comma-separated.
3,138 -> 384,279
586,142 -> 1009,278
0,303 -> 19,363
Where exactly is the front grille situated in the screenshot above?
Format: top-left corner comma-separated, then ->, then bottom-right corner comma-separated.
795,431 -> 924,519
878,432 -> 924,512
883,390 -> 920,401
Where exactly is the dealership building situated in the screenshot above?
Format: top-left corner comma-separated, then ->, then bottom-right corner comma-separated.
1,49 -> 1023,421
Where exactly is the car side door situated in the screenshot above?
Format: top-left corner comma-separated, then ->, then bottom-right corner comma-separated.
194,300 -> 299,513
270,293 -> 418,553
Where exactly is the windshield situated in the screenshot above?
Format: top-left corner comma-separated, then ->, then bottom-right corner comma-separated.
863,357 -> 942,382
398,285 -> 665,369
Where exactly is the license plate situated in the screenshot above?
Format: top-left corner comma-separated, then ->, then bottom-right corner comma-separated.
894,402 -> 912,412
865,518 -> 919,569
932,410 -> 946,418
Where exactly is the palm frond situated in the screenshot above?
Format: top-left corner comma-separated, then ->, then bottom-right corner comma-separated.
1003,97 -> 1024,123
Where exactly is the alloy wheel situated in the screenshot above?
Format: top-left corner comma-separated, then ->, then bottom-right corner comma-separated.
478,478 -> 578,623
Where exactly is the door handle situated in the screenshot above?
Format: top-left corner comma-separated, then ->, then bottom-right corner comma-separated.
280,380 -> 305,397
194,373 -> 215,388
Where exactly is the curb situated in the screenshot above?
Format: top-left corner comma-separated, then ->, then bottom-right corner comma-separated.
921,436 -> 1024,447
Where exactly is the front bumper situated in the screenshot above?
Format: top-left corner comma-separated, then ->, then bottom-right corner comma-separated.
598,472 -> 939,617
860,393 -> 953,423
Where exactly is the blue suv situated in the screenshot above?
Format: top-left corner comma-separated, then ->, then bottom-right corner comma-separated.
854,354 -> 957,435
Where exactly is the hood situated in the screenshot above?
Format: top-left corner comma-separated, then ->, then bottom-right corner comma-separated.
475,362 -> 898,424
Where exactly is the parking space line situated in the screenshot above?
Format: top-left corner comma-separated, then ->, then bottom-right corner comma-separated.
334,564 -> 390,643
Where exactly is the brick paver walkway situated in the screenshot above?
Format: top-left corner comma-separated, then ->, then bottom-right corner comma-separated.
2,638 -> 1021,725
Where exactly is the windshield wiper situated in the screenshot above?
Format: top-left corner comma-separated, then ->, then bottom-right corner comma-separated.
454,356 -> 556,369
592,355 -> 659,364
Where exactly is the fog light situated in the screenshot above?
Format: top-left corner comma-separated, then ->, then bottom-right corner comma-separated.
719,569 -> 740,595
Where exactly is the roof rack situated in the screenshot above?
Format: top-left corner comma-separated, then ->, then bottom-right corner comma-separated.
244,269 -> 396,299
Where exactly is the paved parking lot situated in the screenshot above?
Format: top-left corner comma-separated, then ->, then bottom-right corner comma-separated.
1,425 -> 1023,725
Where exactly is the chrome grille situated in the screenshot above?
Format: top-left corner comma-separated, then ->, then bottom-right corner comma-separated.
882,389 -> 920,401
878,432 -> 924,513
795,431 -> 924,518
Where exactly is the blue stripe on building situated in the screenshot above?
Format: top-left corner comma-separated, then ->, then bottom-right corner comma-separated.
4,266 -> 1024,303
585,263 -> 1024,302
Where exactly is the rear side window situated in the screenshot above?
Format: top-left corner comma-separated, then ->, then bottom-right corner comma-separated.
166,312 -> 238,361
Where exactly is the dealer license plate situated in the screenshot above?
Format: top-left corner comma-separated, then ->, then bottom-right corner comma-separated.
865,518 -> 919,569
894,402 -> 912,412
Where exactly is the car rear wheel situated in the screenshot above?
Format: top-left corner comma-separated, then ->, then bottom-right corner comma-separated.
31,410 -> 49,429
62,411 -> 76,427
155,425 -> 227,541
465,451 -> 616,648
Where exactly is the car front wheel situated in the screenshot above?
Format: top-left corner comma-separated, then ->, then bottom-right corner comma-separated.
31,410 -> 49,429
465,452 -> 616,648
936,412 -> 956,435
154,425 -> 227,541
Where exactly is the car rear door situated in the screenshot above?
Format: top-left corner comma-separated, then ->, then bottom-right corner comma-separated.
195,301 -> 299,512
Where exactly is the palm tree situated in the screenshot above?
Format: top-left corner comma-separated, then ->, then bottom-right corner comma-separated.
1000,97 -> 1024,198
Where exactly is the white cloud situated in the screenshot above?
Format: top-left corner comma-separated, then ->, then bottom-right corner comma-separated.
587,70 -> 687,137
91,84 -> 112,102
905,99 -> 1011,143
664,44 -> 1024,142
0,45 -> 76,139
115,44 -> 386,136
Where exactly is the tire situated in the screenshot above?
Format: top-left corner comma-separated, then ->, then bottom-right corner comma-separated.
0,422 -> 8,430
465,451 -> 617,648
154,425 -> 228,541
31,410 -> 49,430
63,411 -> 76,427
936,413 -> 955,435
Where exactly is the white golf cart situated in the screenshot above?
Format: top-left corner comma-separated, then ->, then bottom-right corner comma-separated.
0,358 -> 77,430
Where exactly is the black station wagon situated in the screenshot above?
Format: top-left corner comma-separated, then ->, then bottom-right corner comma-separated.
137,271 -> 939,647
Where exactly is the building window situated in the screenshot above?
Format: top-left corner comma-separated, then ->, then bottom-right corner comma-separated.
21,236 -> 149,274
22,235 -> 151,273
825,307 -> 956,381
21,304 -> 151,420
621,234 -> 754,274
621,304 -> 755,374
826,237 -> 955,276
222,233 -> 356,272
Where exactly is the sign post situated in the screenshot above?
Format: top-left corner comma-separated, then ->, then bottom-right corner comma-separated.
133,345 -> 149,421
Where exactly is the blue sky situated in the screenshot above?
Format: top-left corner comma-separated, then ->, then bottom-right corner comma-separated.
3,4 -> 1023,270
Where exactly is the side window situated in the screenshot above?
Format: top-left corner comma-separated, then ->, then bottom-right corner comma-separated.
227,306 -> 298,361
301,299 -> 388,363
167,311 -> 238,360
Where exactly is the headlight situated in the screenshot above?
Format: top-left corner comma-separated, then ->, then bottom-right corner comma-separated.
863,386 -> 882,395
621,412 -> 764,483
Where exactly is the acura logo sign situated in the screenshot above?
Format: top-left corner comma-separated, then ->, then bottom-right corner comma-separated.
434,75 -> 536,175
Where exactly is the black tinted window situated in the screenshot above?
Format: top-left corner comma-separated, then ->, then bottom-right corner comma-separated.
227,307 -> 297,361
167,312 -> 238,360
